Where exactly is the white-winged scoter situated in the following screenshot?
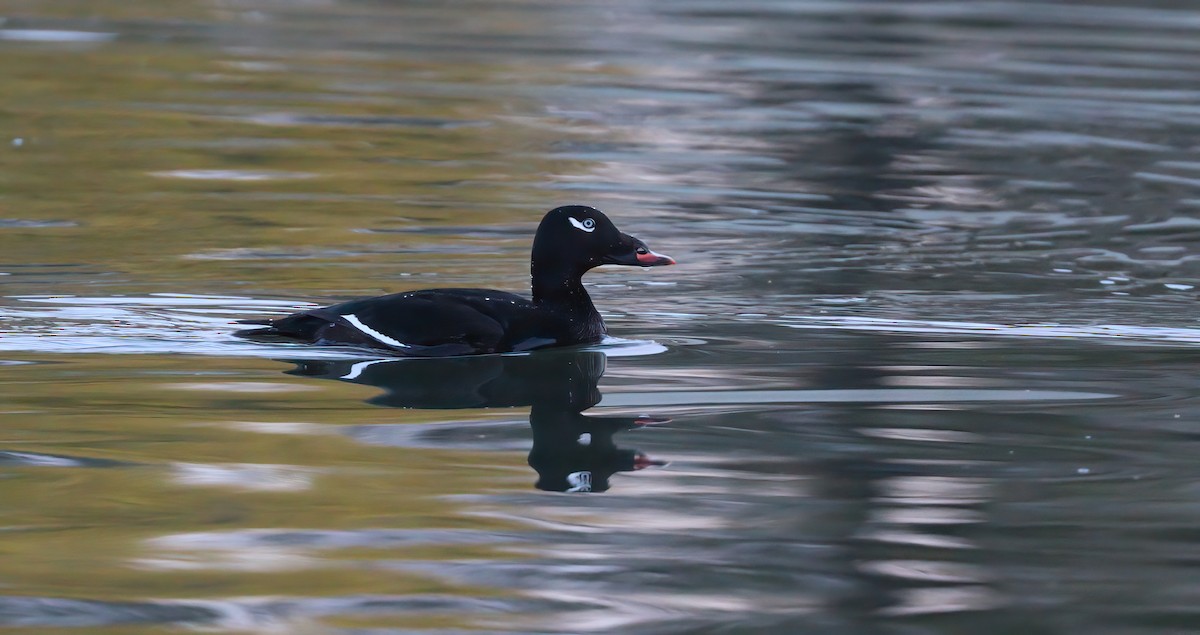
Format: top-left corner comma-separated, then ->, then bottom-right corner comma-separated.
235,205 -> 675,356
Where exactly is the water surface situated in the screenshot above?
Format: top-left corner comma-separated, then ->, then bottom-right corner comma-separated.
4,1 -> 1200,633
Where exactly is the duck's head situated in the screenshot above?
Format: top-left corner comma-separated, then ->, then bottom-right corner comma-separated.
532,205 -> 675,274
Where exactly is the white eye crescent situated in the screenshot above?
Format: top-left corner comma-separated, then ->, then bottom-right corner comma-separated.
568,216 -> 595,233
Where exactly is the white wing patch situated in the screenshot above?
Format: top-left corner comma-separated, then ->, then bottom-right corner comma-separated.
340,359 -> 392,380
343,314 -> 410,349
568,216 -> 595,233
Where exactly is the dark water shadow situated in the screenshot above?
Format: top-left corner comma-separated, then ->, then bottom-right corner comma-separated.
283,350 -> 668,493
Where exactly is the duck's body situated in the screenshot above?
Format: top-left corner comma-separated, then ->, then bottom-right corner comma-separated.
240,287 -> 597,357
235,205 -> 673,356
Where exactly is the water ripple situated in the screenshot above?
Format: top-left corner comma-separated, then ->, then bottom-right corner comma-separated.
0,295 -> 665,359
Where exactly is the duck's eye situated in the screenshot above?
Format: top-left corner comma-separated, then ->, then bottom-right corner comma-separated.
636,247 -> 648,255
568,216 -> 596,233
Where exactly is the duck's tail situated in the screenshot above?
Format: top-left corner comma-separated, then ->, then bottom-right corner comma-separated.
233,316 -> 293,341
233,312 -> 331,343
235,318 -> 275,327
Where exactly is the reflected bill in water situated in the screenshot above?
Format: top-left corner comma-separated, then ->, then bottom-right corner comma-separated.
283,350 -> 668,492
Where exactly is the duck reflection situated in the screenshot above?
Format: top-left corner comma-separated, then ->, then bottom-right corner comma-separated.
283,350 -> 666,492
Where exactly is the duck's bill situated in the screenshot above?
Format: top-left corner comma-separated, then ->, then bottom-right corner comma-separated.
603,233 -> 676,267
635,249 -> 676,266
633,452 -> 668,470
604,250 -> 675,267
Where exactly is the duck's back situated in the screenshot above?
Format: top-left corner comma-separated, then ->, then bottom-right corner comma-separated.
238,288 -> 584,356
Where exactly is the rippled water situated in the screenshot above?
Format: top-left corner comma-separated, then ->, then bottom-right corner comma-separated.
5,1 -> 1200,632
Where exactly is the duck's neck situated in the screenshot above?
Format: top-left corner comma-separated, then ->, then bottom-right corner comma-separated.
532,266 -> 604,331
533,268 -> 592,310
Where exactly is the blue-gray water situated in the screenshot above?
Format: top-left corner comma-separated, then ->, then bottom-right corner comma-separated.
3,1 -> 1200,633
